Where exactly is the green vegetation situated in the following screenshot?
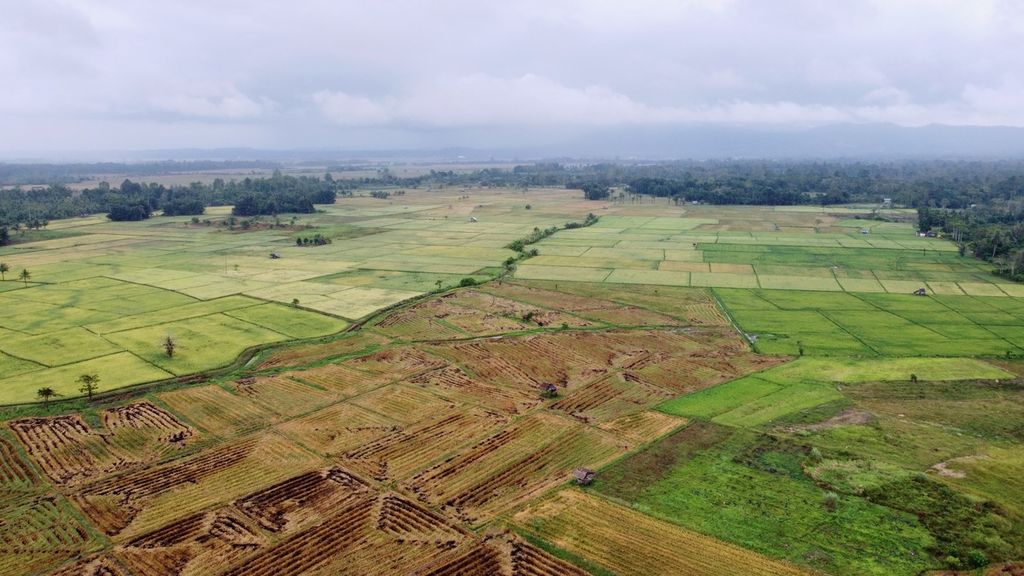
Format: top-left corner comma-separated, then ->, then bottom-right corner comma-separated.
718,288 -> 1024,357
0,187 -> 584,403
594,425 -> 937,575
4,178 -> 1024,575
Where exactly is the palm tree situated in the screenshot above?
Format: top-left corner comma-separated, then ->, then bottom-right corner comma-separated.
36,387 -> 59,409
0,262 -> 8,281
19,268 -> 30,286
77,374 -> 100,401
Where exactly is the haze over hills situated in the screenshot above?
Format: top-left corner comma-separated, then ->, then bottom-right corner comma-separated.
4,123 -> 1024,164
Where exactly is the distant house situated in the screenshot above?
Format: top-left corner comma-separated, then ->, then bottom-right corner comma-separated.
538,383 -> 558,398
573,468 -> 595,486
882,197 -> 892,207
469,216 -> 478,222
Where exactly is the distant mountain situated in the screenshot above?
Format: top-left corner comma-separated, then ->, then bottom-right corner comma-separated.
533,123 -> 1024,160
4,124 -> 1024,163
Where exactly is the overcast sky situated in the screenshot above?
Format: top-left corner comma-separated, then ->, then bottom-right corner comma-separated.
2,0 -> 1023,153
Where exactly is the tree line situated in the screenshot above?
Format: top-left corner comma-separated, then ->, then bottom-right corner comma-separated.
919,204 -> 1024,281
0,160 -> 277,186
326,160 -> 1024,208
0,171 -> 342,242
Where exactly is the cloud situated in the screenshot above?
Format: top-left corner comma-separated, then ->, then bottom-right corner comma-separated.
151,84 -> 274,120
312,73 -> 1024,129
3,0 -> 1024,151
312,90 -> 393,126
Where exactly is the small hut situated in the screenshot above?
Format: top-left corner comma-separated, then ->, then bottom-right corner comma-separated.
538,383 -> 558,399
573,468 -> 595,486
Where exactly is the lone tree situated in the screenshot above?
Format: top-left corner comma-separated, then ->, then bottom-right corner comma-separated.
19,268 -> 30,286
36,387 -> 59,409
77,374 -> 100,401
163,335 -> 176,358
0,262 -> 8,280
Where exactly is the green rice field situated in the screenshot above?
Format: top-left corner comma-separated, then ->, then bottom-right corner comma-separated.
0,187 -> 588,403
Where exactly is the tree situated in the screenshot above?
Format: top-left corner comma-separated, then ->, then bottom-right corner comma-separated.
163,335 -> 176,358
36,387 -> 59,408
77,373 -> 100,400
0,262 -> 8,280
19,268 -> 30,286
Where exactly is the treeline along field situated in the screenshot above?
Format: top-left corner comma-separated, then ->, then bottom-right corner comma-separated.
0,170 -> 342,236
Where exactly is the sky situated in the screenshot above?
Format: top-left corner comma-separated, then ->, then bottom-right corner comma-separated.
2,0 -> 1024,153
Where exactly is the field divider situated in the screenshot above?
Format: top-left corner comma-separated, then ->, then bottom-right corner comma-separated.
923,292 -> 1024,352
817,310 -> 881,355
709,288 -> 762,352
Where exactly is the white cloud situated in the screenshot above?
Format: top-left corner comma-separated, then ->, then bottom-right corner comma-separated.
313,73 -> 1024,129
311,90 -> 393,126
151,84 -> 273,120
3,0 -> 1024,151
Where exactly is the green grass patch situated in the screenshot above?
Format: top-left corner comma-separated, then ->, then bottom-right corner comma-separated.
762,357 -> 1013,383
224,302 -> 348,339
0,327 -> 122,366
0,352 -> 172,404
594,427 -> 937,576
104,314 -> 289,375
658,376 -> 781,419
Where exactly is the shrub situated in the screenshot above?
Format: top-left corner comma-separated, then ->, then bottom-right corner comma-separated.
822,491 -> 839,512
967,550 -> 988,568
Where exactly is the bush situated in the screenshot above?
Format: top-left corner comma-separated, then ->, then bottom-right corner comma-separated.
108,202 -> 151,221
459,277 -> 477,287
967,549 -> 988,568
822,491 -> 839,512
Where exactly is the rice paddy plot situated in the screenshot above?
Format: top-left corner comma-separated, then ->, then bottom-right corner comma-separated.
104,314 -> 290,375
514,489 -> 813,576
717,288 -> 1024,358
0,327 -> 121,367
0,352 -> 172,404
592,426 -> 937,576
224,303 -> 348,339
